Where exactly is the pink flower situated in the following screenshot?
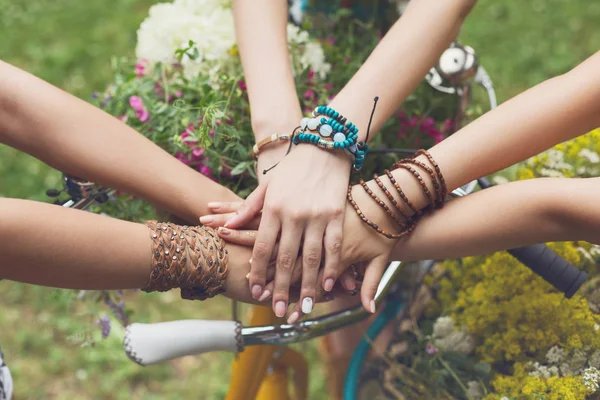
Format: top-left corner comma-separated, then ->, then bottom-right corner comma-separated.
408,116 -> 419,128
191,148 -> 204,161
215,120 -> 222,126
304,89 -> 315,100
129,96 -> 144,112
325,37 -> 336,46
175,151 -> 190,166
324,83 -> 333,91
134,59 -> 147,77
118,115 -> 128,123
426,343 -> 438,355
175,90 -> 183,97
154,82 -> 163,95
307,69 -> 315,80
442,119 -> 454,134
238,79 -> 247,91
199,165 -> 214,179
136,109 -> 150,123
396,110 -> 407,121
209,130 -> 215,138
420,117 -> 435,132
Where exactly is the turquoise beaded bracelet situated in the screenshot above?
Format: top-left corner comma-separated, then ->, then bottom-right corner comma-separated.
294,105 -> 369,171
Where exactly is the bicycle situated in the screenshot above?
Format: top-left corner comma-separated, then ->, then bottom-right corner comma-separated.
49,42 -> 588,399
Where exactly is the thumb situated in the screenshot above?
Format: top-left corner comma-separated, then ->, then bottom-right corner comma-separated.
224,183 -> 268,229
360,255 -> 389,314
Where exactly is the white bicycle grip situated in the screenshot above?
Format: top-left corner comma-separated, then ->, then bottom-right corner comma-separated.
123,320 -> 243,366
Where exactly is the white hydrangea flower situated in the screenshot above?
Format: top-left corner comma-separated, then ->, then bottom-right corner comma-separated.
578,148 -> 600,163
136,0 -> 330,82
583,367 -> 600,393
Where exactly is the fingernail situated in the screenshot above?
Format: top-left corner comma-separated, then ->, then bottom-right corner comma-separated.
207,202 -> 221,210
287,311 -> 300,324
275,301 -> 287,318
258,289 -> 271,302
245,273 -> 250,280
249,257 -> 253,264
369,300 -> 376,314
251,285 -> 262,299
342,277 -> 356,291
301,297 -> 313,314
324,278 -> 334,292
218,227 -> 231,236
199,216 -> 213,224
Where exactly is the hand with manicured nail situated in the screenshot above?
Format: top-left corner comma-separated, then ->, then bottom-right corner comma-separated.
201,181 -> 399,316
214,145 -> 352,319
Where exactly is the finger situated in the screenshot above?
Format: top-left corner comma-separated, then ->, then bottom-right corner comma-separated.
200,212 -> 236,228
217,227 -> 258,246
207,201 -> 244,213
360,256 -> 389,314
339,269 -> 358,296
225,184 -> 268,228
299,221 -> 326,316
272,219 -> 304,318
248,212 -> 280,300
321,216 -> 344,292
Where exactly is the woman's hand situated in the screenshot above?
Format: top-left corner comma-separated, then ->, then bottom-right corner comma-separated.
203,182 -> 397,318
217,144 -> 353,318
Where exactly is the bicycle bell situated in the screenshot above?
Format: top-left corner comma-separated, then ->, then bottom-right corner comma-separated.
426,41 -> 479,94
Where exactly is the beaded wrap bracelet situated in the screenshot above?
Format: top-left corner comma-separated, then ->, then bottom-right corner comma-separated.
252,133 -> 291,160
347,149 -> 447,239
293,105 -> 370,171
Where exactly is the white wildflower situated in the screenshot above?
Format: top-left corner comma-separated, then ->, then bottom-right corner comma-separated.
527,361 -> 559,378
546,149 -> 565,165
583,367 -> 600,393
596,324 -> 600,332
590,245 -> 600,257
590,351 -> 600,369
579,148 -> 600,164
546,346 -> 566,364
560,349 -> 588,376
432,316 -> 455,338
539,168 -> 565,178
500,397 -> 511,400
466,381 -> 484,400
492,175 -> 509,185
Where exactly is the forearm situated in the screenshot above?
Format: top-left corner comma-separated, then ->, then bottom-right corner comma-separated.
0,61 -> 237,222
327,0 -> 476,138
232,0 -> 302,140
392,178 -> 600,261
0,198 -> 151,289
378,52 -> 600,213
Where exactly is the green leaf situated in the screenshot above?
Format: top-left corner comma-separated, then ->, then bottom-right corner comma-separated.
230,162 -> 249,176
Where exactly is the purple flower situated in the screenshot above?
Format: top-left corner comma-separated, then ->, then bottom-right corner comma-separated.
104,295 -> 129,326
95,314 -> 111,339
191,148 -> 204,161
199,165 -> 213,179
175,151 -> 190,166
408,116 -> 419,128
426,343 -> 438,355
419,117 -> 435,132
442,119 -> 454,134
307,69 -> 315,80
238,79 -> 247,91
324,83 -> 333,91
304,89 -> 315,100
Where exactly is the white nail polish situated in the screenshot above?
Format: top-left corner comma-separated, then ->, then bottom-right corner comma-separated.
301,297 -> 313,314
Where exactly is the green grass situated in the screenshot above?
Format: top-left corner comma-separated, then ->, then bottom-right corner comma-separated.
0,0 -> 598,398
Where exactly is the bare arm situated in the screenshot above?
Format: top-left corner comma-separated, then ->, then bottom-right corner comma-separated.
327,0 -> 477,138
0,61 -> 238,223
